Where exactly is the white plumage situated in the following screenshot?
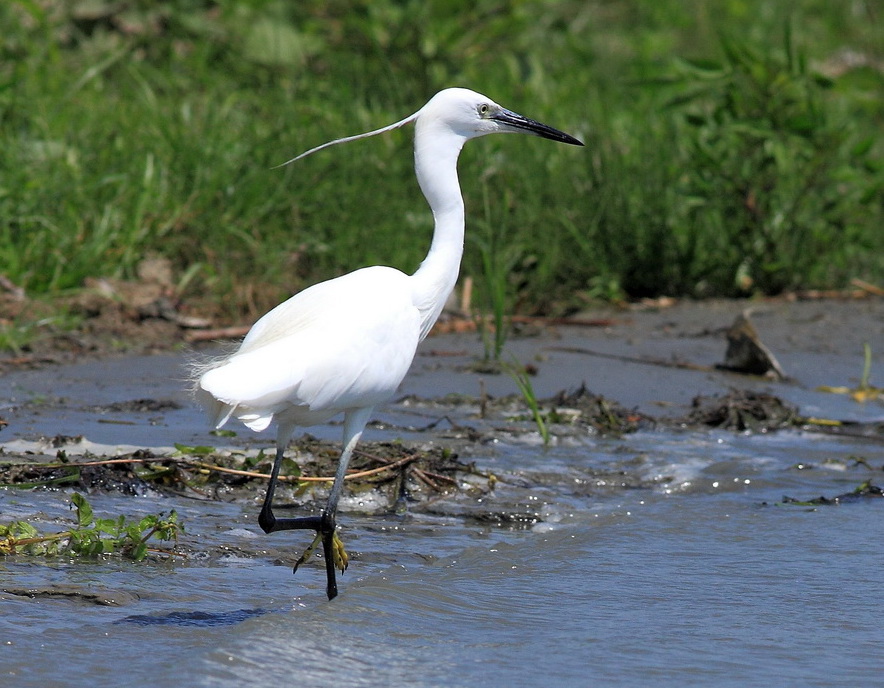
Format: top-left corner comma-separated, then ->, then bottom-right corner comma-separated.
194,87 -> 582,599
198,266 -> 418,432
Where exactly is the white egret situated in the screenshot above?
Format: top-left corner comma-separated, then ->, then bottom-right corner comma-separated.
196,88 -> 582,599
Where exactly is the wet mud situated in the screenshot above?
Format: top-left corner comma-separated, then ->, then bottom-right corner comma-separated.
685,389 -> 801,431
2,297 -> 883,688
1,295 -> 882,571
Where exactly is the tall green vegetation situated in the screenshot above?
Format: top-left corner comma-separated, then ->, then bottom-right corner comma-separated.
660,27 -> 881,294
1,1 -> 881,321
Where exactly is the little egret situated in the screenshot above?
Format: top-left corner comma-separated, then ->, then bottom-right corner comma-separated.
196,88 -> 582,599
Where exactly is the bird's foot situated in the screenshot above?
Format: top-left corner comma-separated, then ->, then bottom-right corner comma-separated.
292,529 -> 348,575
293,531 -> 321,573
330,530 -> 349,574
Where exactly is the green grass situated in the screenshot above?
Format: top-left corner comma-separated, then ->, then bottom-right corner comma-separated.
1,1 -> 882,322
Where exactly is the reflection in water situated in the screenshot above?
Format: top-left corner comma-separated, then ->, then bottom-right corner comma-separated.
116,608 -> 272,627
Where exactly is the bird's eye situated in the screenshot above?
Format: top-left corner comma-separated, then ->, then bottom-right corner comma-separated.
478,103 -> 490,116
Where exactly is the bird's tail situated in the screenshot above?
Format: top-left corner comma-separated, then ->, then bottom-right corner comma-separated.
194,383 -> 236,429
188,353 -> 237,429
190,354 -> 277,433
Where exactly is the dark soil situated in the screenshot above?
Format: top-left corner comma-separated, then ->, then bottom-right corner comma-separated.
0,438 -> 485,509
685,389 -> 801,431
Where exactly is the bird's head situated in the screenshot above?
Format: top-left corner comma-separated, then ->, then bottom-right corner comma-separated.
277,88 -> 582,168
417,88 -> 583,146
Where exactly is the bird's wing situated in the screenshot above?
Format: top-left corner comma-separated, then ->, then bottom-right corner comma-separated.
236,267 -> 403,352
198,266 -> 420,426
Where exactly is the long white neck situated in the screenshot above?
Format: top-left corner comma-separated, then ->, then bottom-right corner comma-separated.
410,121 -> 468,341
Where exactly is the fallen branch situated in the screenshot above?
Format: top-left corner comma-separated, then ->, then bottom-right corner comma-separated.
190,454 -> 420,483
430,314 -> 617,335
545,345 -> 714,372
2,452 -> 423,485
184,325 -> 250,342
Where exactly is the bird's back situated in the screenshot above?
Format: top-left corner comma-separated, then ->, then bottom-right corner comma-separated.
197,266 -> 421,431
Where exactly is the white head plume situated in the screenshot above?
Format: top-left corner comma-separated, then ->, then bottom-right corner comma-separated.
275,110 -> 420,168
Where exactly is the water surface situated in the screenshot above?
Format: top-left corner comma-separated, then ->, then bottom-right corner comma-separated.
1,303 -> 882,687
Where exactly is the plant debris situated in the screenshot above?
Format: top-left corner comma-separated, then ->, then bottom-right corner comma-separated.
544,383 -> 652,434
777,481 -> 883,507
685,389 -> 800,431
0,438 -> 481,509
0,493 -> 181,561
94,399 -> 184,414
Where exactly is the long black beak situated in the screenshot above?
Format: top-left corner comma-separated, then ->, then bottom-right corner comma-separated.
492,109 -> 584,146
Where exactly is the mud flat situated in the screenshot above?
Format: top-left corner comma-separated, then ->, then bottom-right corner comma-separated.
0,296 -> 881,523
0,297 -> 881,688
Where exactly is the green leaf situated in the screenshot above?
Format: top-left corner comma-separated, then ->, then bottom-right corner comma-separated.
94,518 -> 120,536
784,114 -> 817,136
850,137 -> 874,157
71,493 -> 93,527
677,57 -> 725,75
280,457 -> 301,477
174,443 -> 214,456
137,515 -> 157,532
15,521 -> 39,538
244,450 -> 264,468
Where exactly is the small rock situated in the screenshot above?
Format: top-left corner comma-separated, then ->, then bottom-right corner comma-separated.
719,311 -> 786,380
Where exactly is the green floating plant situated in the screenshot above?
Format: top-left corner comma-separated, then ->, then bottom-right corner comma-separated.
0,493 -> 182,562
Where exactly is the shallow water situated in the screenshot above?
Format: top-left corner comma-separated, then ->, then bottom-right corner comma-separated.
1,307 -> 882,687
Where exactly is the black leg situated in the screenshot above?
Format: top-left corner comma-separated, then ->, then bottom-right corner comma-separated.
260,408 -> 372,600
320,511 -> 338,600
258,443 -> 323,533
258,442 -> 341,599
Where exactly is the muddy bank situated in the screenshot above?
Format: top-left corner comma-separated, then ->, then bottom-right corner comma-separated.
2,294 -> 882,462
2,294 -> 882,688
1,276 -> 881,370
0,295 -> 881,563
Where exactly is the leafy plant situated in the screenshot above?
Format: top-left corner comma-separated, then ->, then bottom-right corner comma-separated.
661,27 -> 883,294
0,0 -> 881,327
0,493 -> 182,561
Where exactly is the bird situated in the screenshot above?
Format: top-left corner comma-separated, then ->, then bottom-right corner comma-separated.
195,88 -> 583,600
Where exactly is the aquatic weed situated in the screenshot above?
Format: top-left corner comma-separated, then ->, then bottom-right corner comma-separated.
503,358 -> 550,446
0,493 -> 182,561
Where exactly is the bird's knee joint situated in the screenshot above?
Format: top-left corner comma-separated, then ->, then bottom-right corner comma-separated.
320,511 -> 336,534
258,509 -> 276,534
